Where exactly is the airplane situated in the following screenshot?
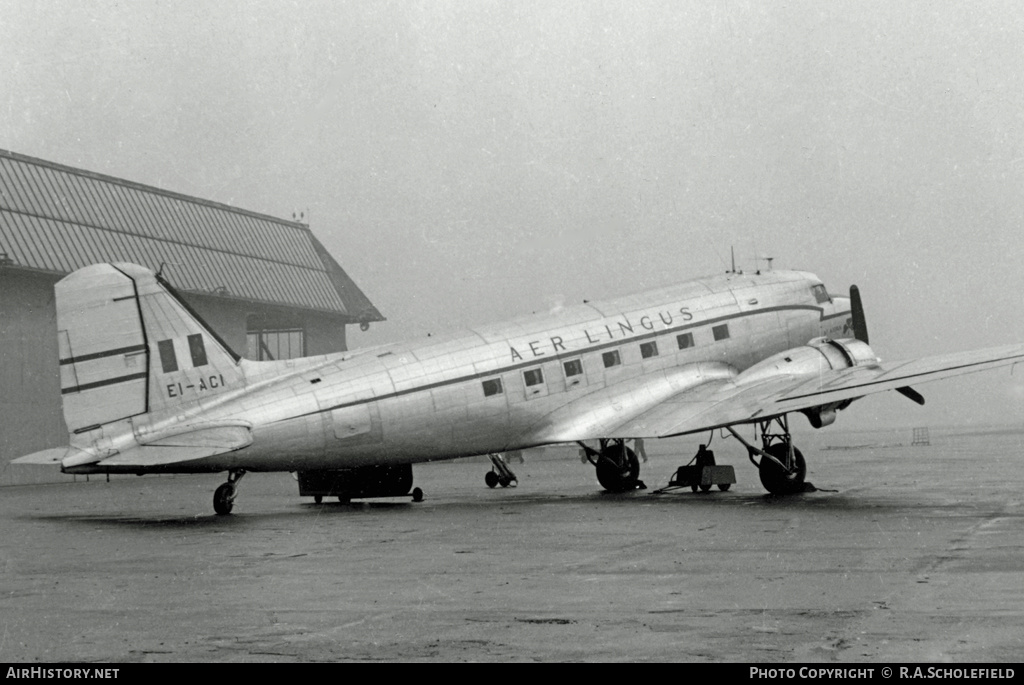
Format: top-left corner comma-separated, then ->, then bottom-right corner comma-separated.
12,261 -> 1024,514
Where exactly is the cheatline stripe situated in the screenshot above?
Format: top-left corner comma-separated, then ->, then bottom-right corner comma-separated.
276,304 -> 853,423
61,372 -> 148,395
59,344 -> 147,366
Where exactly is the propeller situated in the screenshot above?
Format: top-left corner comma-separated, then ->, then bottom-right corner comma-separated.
850,285 -> 925,405
849,285 -> 868,344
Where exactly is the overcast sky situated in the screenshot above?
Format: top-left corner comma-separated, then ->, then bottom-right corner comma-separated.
4,0 -> 1024,431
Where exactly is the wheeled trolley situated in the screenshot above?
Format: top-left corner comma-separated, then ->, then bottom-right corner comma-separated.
664,445 -> 736,493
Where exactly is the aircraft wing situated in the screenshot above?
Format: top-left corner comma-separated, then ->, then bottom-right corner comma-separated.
533,344 -> 1024,442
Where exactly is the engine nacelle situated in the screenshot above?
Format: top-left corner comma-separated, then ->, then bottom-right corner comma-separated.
802,405 -> 837,429
738,338 -> 878,386
737,338 -> 878,428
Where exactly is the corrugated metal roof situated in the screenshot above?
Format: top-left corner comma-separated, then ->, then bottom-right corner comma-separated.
0,149 -> 383,321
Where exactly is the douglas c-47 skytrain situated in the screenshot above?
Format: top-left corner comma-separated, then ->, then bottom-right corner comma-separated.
14,262 -> 1024,513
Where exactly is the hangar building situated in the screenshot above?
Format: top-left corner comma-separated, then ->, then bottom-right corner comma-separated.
0,149 -> 383,485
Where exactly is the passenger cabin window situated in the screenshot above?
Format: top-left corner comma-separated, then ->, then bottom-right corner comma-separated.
712,324 -> 730,341
563,359 -> 583,377
523,368 -> 544,386
640,341 -> 658,359
602,350 -> 621,368
811,284 -> 830,304
677,332 -> 694,349
482,378 -> 503,396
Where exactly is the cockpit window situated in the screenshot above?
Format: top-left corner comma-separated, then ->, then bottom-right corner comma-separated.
811,284 -> 830,304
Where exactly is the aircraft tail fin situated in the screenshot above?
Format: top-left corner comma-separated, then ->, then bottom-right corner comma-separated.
57,263 -> 244,434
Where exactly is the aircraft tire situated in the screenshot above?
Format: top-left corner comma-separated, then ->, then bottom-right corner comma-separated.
485,471 -> 499,488
759,444 -> 806,495
595,445 -> 640,492
412,487 -> 424,502
314,495 -> 323,504
213,483 -> 234,515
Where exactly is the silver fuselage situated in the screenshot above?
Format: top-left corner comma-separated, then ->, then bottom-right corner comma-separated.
70,269 -> 850,474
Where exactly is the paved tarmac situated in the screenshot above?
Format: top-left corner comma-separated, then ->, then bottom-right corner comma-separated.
1,428 -> 1022,663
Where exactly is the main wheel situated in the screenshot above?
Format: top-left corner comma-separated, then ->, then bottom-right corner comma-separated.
485,471 -> 499,488
412,487 -> 424,502
213,483 -> 234,515
595,445 -> 640,493
758,443 -> 806,495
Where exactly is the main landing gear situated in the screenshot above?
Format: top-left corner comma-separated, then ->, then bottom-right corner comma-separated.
213,469 -> 246,515
484,453 -> 518,488
727,415 -> 808,495
578,438 -> 646,492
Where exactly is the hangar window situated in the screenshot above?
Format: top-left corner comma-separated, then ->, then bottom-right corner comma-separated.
712,324 -> 730,341
188,334 -> 208,367
811,284 -> 830,304
157,339 -> 178,373
677,332 -> 694,349
640,341 -> 658,359
524,368 -> 544,386
563,359 -> 583,377
482,378 -> 503,397
602,350 -> 621,368
246,314 -> 305,361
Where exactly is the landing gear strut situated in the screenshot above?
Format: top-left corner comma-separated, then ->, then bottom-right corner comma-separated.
485,453 -> 518,488
213,469 -> 246,515
578,439 -> 645,492
727,415 -> 807,495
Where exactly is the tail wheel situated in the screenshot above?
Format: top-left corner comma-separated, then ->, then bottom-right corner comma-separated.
758,443 -> 806,495
596,445 -> 640,492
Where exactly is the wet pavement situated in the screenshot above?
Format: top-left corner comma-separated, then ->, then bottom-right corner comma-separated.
1,429 -> 1022,662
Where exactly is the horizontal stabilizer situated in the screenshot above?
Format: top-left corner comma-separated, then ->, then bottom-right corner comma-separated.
102,425 -> 253,467
11,447 -> 85,465
98,443 -> 245,467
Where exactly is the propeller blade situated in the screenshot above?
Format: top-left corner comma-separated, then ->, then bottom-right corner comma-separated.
850,285 -> 868,344
896,386 -> 926,405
